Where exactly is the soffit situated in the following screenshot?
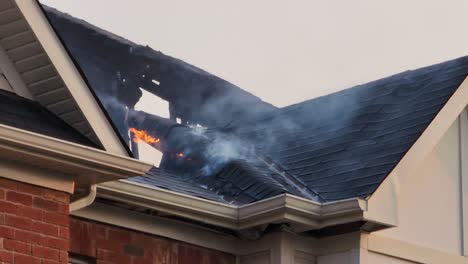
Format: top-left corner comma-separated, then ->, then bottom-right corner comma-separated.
0,0 -> 99,145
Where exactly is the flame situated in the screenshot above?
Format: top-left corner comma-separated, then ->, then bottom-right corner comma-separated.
176,153 -> 185,158
129,127 -> 160,145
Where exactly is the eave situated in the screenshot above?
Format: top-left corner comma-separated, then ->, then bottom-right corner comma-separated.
98,180 -> 371,232
0,124 -> 152,193
0,0 -> 129,155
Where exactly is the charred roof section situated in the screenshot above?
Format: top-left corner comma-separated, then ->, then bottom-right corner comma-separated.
38,6 -> 468,204
42,6 -> 276,130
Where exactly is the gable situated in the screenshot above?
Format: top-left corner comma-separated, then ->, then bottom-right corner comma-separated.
376,117 -> 463,255
1,0 -> 129,155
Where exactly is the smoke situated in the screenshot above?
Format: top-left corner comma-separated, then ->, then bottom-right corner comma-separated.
195,128 -> 256,176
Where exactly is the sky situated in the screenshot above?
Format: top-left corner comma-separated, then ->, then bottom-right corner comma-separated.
40,0 -> 468,108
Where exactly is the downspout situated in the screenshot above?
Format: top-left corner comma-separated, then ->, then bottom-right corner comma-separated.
70,184 -> 97,212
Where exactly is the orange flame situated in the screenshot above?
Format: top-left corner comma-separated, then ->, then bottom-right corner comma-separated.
176,153 -> 185,158
129,127 -> 160,145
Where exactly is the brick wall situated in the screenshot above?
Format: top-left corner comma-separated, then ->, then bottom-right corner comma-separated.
70,217 -> 236,264
0,178 -> 70,264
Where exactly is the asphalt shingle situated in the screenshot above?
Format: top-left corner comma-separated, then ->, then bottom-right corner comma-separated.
233,55 -> 468,202
0,89 -> 98,147
40,5 -> 468,204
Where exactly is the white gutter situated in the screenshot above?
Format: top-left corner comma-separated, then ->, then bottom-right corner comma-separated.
0,124 -> 152,193
98,180 -> 369,232
70,184 -> 97,211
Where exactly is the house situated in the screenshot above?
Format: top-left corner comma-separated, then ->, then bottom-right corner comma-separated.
0,0 -> 466,263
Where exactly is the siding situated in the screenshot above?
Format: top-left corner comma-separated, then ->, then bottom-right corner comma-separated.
377,119 -> 463,255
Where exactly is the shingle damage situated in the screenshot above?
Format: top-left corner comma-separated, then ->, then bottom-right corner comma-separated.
38,6 -> 468,205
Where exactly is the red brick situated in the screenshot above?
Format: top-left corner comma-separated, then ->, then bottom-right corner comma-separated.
42,260 -> 60,264
79,223 -> 96,257
97,249 -> 131,264
43,212 -> 68,227
59,251 -> 68,263
17,206 -> 42,221
42,190 -> 68,204
14,253 -> 41,264
0,225 -> 15,239
133,257 -> 154,264
0,178 -> 17,190
178,245 -> 203,264
58,226 -> 69,239
96,261 -> 114,264
32,222 -> 58,237
0,189 -> 5,200
41,237 -> 68,251
32,245 -> 59,260
5,215 -> 32,230
0,200 -> 18,214
17,183 -> 43,196
15,230 -> 44,245
95,225 -> 108,239
131,234 -> 154,248
6,191 -> 32,206
4,239 -> 31,254
33,198 -> 59,212
0,250 -> 13,263
108,229 -> 132,243
69,220 -> 81,253
96,238 -> 122,253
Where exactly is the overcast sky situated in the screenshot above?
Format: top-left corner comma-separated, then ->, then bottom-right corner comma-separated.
41,0 -> 468,108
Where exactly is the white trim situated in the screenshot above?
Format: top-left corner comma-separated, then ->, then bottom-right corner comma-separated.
0,44 -> 33,99
15,0 -> 128,155
461,108 -> 468,256
0,74 -> 13,92
98,180 -> 367,231
365,77 -> 468,227
363,233 -> 468,264
0,123 -> 152,193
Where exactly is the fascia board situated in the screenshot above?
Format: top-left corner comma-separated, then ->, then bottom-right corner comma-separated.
98,180 -> 369,231
0,123 -> 152,190
98,180 -> 239,228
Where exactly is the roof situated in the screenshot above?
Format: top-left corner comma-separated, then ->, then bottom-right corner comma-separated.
42,6 -> 276,136
128,56 -> 468,204
0,89 -> 97,147
231,56 -> 468,202
38,6 -> 468,204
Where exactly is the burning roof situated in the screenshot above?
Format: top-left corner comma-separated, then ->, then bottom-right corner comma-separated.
41,5 -> 468,204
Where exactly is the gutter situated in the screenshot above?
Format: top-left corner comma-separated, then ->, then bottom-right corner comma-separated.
98,180 -> 369,232
0,124 -> 152,193
70,184 -> 97,211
